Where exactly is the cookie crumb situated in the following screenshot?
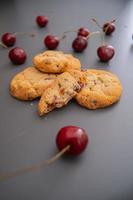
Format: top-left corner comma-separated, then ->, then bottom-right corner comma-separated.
30,102 -> 34,106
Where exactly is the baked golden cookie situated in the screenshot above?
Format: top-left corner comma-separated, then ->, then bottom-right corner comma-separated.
75,69 -> 122,109
33,50 -> 81,73
67,69 -> 86,86
10,67 -> 57,100
38,72 -> 81,116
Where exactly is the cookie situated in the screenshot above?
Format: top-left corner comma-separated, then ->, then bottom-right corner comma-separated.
38,72 -> 81,116
10,66 -> 57,100
75,69 -> 122,109
67,69 -> 86,86
33,50 -> 81,73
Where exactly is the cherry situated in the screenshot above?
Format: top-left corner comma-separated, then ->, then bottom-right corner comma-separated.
1,32 -> 36,48
9,47 -> 27,64
72,36 -> 88,52
56,126 -> 89,155
0,126 -> 89,181
1,32 -> 16,47
44,35 -> 59,50
92,18 -> 115,35
97,45 -> 115,62
78,27 -> 90,37
36,15 -> 49,27
103,22 -> 115,35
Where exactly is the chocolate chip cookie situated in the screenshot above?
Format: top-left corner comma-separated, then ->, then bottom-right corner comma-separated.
10,66 -> 57,100
38,72 -> 81,116
33,50 -> 81,73
75,69 -> 122,109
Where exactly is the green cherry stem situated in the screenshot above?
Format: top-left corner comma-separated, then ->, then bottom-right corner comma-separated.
0,145 -> 70,182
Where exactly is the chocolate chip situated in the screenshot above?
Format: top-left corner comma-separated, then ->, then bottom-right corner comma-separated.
60,88 -> 65,94
44,77 -> 53,80
78,82 -> 84,89
74,84 -> 81,92
94,80 -> 97,85
54,95 -> 58,100
58,83 -> 62,88
92,100 -> 97,105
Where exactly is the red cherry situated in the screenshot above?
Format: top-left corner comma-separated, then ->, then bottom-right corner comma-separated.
1,33 -> 16,47
97,45 -> 115,62
36,15 -> 48,27
44,35 -> 59,50
56,126 -> 89,155
72,36 -> 88,52
9,47 -> 27,65
78,27 -> 90,37
103,22 -> 115,35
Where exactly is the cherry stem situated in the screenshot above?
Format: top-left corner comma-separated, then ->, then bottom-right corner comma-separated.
14,32 -> 36,37
101,32 -> 106,45
0,145 -> 70,182
87,31 -> 101,39
0,42 -> 7,48
59,34 -> 67,41
44,145 -> 70,164
63,30 -> 77,34
91,18 -> 102,29
59,30 -> 77,41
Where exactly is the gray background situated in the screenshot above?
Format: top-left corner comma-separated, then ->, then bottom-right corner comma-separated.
0,0 -> 133,199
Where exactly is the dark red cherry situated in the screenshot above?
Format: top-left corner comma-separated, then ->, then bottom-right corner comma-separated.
9,47 -> 27,64
1,33 -> 16,47
56,126 -> 89,155
97,45 -> 115,62
72,36 -> 88,52
44,35 -> 59,50
36,15 -> 48,27
78,27 -> 90,37
103,22 -> 115,35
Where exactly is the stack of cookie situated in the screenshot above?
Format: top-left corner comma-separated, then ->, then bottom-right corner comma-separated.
10,51 -> 122,116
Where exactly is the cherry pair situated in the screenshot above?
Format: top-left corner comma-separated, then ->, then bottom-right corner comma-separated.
0,33 -> 27,64
1,33 -> 27,64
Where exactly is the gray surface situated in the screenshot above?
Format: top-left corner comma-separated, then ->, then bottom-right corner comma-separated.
0,0 -> 133,199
